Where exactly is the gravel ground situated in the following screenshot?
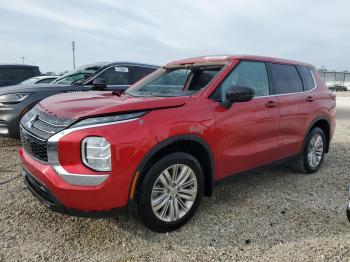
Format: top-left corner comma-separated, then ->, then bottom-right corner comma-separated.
1,94 -> 350,261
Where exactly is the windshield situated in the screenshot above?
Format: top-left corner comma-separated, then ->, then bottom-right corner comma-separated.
21,77 -> 40,85
52,63 -> 107,85
126,65 -> 223,97
53,73 -> 92,85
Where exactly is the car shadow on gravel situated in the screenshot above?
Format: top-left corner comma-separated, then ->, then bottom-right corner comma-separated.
106,144 -> 350,247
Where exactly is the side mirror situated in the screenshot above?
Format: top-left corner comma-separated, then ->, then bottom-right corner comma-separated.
92,78 -> 107,90
220,86 -> 254,108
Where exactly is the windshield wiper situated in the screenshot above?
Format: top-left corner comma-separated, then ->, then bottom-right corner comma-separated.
131,91 -> 163,97
112,90 -> 124,97
72,79 -> 85,85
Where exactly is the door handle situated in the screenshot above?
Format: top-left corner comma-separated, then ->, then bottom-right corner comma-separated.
305,96 -> 314,102
265,101 -> 279,108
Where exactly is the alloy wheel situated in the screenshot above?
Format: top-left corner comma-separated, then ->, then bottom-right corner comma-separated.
151,164 -> 198,222
307,133 -> 324,168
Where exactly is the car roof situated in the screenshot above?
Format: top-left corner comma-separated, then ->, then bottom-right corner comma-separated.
60,61 -> 159,78
0,64 -> 39,69
167,55 -> 314,68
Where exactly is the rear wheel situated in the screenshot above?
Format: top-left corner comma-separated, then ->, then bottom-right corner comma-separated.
289,127 -> 326,174
137,152 -> 204,232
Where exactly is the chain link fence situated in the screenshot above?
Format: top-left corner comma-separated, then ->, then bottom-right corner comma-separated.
318,70 -> 350,90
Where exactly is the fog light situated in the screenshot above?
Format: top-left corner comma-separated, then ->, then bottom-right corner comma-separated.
81,137 -> 111,171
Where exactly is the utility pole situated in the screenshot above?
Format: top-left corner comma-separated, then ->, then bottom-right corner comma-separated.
20,56 -> 26,64
72,41 -> 76,69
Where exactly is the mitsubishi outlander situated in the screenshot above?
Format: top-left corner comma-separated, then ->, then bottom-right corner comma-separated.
19,55 -> 336,232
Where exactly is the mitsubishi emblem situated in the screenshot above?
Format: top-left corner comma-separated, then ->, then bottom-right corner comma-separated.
26,115 -> 37,129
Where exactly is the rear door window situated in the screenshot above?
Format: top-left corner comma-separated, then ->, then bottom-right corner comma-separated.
271,64 -> 304,94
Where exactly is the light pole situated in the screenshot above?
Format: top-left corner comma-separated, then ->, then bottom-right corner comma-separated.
20,56 -> 26,64
72,41 -> 76,69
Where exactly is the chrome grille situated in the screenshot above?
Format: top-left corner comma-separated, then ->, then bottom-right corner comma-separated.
20,105 -> 75,161
21,105 -> 74,140
20,127 -> 48,162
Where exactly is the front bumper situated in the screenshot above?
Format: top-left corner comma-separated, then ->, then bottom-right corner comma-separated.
21,167 -> 125,217
19,148 -> 128,213
0,108 -> 21,137
0,102 -> 30,138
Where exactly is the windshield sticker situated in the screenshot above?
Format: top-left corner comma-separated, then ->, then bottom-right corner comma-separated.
115,67 -> 129,73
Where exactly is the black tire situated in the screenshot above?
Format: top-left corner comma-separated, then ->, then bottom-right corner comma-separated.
289,127 -> 326,174
136,152 -> 204,232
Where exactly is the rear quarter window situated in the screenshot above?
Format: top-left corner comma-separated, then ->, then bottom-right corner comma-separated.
271,63 -> 304,94
298,66 -> 316,91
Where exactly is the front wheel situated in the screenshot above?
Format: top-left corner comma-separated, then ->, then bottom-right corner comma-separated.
137,152 -> 204,232
289,127 -> 326,174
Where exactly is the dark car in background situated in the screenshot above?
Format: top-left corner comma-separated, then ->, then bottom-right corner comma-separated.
20,76 -> 59,85
0,62 -> 158,137
0,64 -> 40,87
328,85 -> 348,92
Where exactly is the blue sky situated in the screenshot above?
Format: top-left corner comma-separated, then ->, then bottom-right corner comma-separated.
0,0 -> 349,73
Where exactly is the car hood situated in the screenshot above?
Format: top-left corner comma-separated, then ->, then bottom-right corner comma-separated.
0,83 -> 73,94
38,91 -> 189,119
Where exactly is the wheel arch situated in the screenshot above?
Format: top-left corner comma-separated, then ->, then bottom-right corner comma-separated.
131,135 -> 215,200
305,117 -> 331,153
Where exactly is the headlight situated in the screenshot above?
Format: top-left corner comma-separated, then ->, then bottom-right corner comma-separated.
82,137 -> 111,171
71,111 -> 147,128
0,93 -> 31,103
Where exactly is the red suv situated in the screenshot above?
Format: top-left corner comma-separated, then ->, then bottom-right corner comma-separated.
19,55 -> 336,232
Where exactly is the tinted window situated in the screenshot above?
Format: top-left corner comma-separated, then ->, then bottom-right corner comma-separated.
36,78 -> 56,84
299,66 -> 315,91
97,67 -> 130,85
212,61 -> 269,100
130,66 -> 157,83
0,68 -> 36,80
271,64 -> 303,94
